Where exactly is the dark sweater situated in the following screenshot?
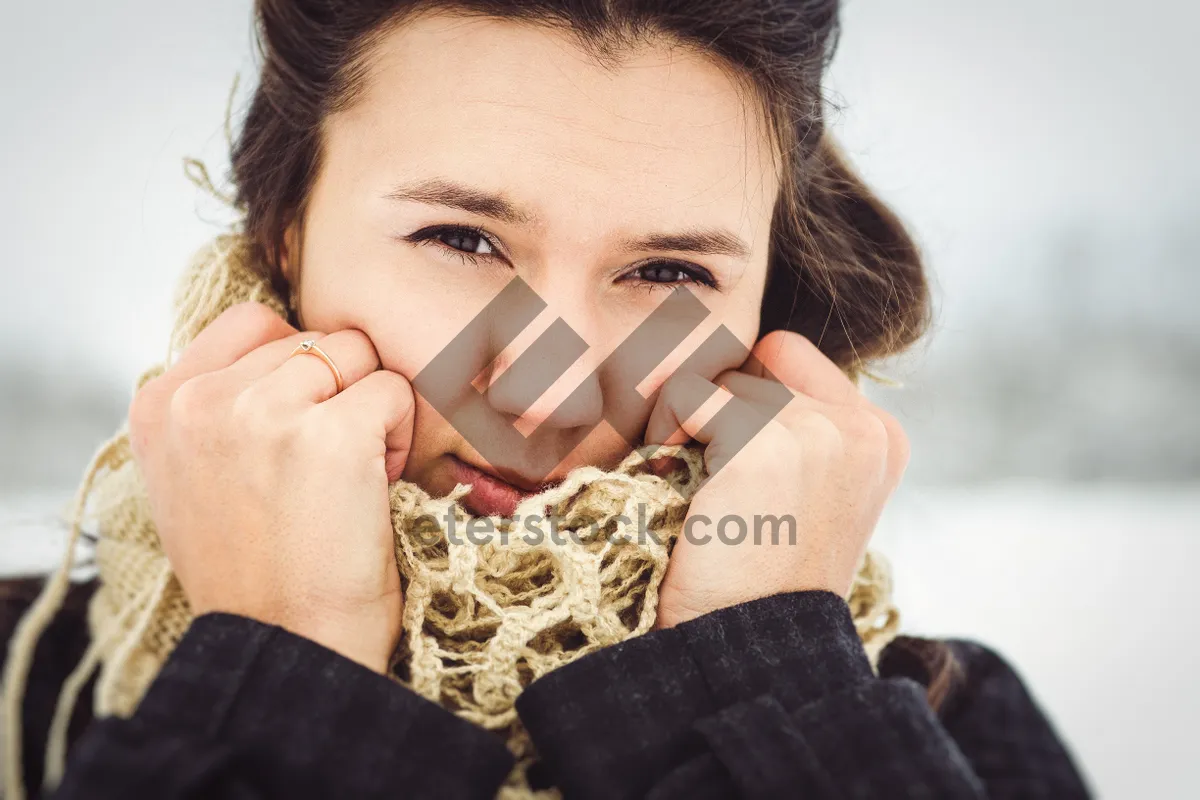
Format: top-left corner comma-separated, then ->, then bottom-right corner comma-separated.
1,577 -> 1091,799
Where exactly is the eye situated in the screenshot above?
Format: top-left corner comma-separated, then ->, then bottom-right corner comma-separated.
404,224 -> 501,262
623,261 -> 718,289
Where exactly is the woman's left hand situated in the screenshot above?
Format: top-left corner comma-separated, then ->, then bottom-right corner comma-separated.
647,330 -> 910,629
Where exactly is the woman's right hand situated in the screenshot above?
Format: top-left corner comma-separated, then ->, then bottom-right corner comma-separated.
128,302 -> 415,673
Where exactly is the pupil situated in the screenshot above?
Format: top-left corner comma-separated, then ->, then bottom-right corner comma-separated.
645,264 -> 683,282
446,231 -> 482,253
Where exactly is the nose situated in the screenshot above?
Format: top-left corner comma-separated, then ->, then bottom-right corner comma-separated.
482,307 -> 604,433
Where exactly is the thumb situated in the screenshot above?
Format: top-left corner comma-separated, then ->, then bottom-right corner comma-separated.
745,330 -> 860,406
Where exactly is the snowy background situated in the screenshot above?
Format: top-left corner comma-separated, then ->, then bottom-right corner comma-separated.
2,1 -> 1197,797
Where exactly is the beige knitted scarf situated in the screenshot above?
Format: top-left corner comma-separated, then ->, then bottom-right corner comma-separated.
2,220 -> 901,800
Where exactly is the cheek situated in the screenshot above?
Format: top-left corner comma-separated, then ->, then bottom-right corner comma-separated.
298,258 -> 498,381
363,312 -> 460,380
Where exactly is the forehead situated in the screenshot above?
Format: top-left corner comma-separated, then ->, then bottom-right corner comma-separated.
324,11 -> 780,236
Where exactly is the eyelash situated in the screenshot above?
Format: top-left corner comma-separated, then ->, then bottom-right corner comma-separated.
403,224 -> 720,289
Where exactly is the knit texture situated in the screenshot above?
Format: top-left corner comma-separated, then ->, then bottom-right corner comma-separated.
2,227 -> 901,800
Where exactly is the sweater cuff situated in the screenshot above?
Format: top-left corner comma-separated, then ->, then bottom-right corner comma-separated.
134,612 -> 513,800
515,590 -> 873,799
676,589 -> 875,710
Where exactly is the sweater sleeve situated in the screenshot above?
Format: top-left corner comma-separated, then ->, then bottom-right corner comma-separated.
514,590 -> 1091,800
937,638 -> 1093,799
50,613 -> 514,800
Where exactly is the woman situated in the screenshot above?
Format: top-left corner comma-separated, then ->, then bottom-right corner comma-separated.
2,0 -> 1091,798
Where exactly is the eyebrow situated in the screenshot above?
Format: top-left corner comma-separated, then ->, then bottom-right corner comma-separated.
384,177 -> 752,261
385,178 -> 535,226
619,229 -> 751,261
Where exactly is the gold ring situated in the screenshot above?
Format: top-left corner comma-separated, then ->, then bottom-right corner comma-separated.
290,339 -> 345,394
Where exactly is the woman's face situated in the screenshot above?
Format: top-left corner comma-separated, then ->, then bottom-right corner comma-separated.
286,12 -> 780,515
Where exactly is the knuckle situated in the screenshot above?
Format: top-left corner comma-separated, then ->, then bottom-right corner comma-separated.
795,411 -> 842,450
301,409 -> 358,458
220,301 -> 290,339
748,418 -> 802,463
844,407 -> 889,450
134,364 -> 166,391
169,375 -> 224,432
340,328 -> 377,357
759,329 -> 813,356
756,416 -> 791,445
875,408 -> 912,473
774,391 -> 807,422
380,371 -> 415,404
873,406 -> 905,441
128,377 -> 169,457
129,376 -> 164,433
231,383 -> 288,436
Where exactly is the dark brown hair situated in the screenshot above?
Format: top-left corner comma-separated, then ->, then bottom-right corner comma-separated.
228,0 -> 954,704
232,0 -> 930,375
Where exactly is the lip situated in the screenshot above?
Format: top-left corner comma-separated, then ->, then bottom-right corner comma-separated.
449,455 -> 550,517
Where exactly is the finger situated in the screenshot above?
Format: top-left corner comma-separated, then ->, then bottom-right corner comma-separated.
645,372 -> 723,447
323,370 -> 416,482
646,372 -> 770,475
871,405 -> 911,483
260,329 -> 383,405
743,330 -> 861,406
131,305 -> 296,452
222,331 -> 319,383
714,369 -> 812,420
168,302 -> 297,385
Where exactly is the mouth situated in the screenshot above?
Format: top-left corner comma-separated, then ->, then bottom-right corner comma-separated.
448,455 -> 557,517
